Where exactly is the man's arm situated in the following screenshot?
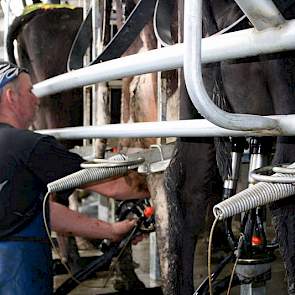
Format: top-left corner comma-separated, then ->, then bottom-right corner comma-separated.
50,201 -> 137,242
82,171 -> 150,200
29,136 -> 150,200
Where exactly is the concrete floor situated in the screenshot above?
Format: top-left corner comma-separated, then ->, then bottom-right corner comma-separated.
54,238 -> 161,294
54,232 -> 289,294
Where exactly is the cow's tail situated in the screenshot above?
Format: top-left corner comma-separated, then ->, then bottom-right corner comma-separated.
6,11 -> 42,64
202,0 -> 233,180
212,68 -> 233,180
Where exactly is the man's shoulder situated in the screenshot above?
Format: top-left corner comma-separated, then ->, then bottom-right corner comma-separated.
3,126 -> 46,142
0,125 -> 54,151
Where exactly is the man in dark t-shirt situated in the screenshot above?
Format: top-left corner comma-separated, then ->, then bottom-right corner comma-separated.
0,62 -> 150,294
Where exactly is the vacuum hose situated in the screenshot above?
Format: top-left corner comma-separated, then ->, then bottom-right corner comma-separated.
47,154 -> 143,193
47,166 -> 128,193
213,163 -> 295,220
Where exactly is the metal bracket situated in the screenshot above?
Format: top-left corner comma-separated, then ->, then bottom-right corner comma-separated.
71,143 -> 174,175
137,144 -> 171,174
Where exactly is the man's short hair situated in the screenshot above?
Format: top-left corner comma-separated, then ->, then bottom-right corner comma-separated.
0,61 -> 29,90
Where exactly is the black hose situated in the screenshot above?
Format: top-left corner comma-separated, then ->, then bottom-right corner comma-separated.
54,245 -> 118,294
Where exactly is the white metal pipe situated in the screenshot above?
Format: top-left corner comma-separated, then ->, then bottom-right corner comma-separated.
33,44 -> 183,97
36,115 -> 295,139
234,0 -> 285,30
32,19 -> 295,98
199,20 -> 295,62
183,0 -> 278,131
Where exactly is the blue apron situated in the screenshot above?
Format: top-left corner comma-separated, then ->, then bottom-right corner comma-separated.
0,212 -> 53,295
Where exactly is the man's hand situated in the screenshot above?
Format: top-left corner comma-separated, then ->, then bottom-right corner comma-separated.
50,201 -> 146,244
110,219 -> 145,245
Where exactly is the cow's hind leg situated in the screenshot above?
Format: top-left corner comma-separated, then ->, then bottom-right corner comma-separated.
160,138 -> 222,295
266,58 -> 295,295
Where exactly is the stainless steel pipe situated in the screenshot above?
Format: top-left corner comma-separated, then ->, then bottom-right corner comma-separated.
234,0 -> 285,30
33,20 -> 295,98
183,0 -> 278,132
37,115 -> 295,139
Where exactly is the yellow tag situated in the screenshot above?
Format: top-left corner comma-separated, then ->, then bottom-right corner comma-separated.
23,3 -> 76,16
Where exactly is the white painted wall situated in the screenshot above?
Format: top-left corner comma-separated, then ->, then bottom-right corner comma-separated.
0,5 -> 4,59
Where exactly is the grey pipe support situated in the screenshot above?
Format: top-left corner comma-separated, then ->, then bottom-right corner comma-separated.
234,0 -> 285,30
250,173 -> 295,184
183,0 -> 278,131
250,165 -> 295,183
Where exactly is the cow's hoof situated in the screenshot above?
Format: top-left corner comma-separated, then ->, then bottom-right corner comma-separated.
113,272 -> 146,291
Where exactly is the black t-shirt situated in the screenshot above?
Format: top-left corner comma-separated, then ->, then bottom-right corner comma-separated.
0,123 -> 83,237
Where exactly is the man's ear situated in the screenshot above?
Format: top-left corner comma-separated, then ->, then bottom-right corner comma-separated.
4,87 -> 17,105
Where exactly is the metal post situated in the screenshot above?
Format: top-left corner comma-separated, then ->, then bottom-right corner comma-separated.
156,39 -> 167,145
83,0 -> 91,146
91,0 -> 99,129
149,231 -> 161,281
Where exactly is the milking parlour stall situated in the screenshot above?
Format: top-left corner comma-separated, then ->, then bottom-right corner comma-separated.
2,0 -> 295,295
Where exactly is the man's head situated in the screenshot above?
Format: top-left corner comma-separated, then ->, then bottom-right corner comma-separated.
0,62 -> 28,92
0,61 -> 39,129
